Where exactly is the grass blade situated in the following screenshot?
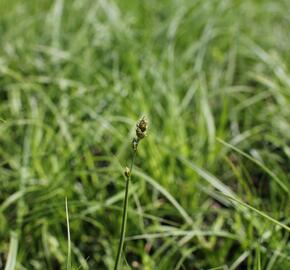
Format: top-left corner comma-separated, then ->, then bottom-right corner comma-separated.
217,138 -> 289,194
65,197 -> 71,270
134,169 -> 193,225
5,232 -> 18,270
225,195 -> 290,232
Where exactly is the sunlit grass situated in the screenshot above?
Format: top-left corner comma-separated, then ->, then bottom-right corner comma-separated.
0,0 -> 290,269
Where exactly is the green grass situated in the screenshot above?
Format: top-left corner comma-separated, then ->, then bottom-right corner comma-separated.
0,0 -> 290,269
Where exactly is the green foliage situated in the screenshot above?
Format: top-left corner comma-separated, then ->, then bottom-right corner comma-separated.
0,0 -> 290,269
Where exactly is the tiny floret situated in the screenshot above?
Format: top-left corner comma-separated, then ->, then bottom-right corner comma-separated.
136,116 -> 148,140
132,137 -> 139,151
138,116 -> 148,132
124,167 -> 130,177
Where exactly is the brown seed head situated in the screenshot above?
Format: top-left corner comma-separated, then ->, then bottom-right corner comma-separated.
138,117 -> 148,132
136,116 -> 148,140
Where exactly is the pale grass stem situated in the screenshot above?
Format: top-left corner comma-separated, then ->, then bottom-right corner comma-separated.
114,117 -> 148,270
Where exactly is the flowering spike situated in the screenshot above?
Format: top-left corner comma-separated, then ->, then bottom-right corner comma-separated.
136,116 -> 148,140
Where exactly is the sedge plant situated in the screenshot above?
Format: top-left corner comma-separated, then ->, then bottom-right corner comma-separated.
114,116 -> 148,270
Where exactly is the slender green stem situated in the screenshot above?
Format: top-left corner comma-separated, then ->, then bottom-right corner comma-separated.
114,148 -> 138,270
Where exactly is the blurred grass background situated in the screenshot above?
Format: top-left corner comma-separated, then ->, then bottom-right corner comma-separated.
0,0 -> 290,269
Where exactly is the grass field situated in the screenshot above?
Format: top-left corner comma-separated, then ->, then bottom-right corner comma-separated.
1,0 -> 290,269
